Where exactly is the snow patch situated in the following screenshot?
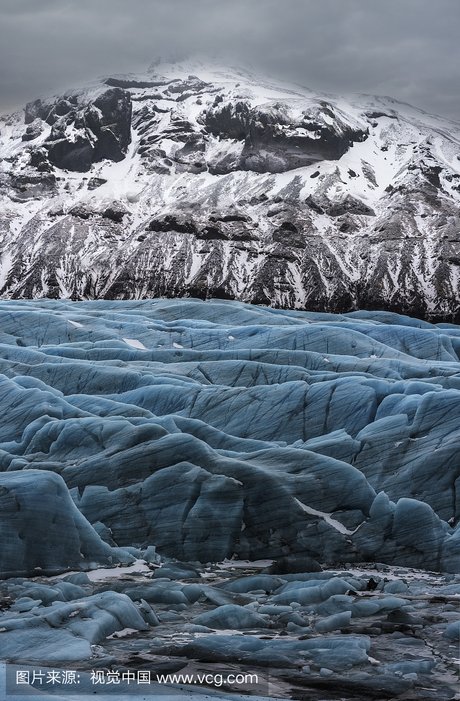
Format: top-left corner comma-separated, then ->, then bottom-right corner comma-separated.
123,338 -> 147,350
294,498 -> 354,535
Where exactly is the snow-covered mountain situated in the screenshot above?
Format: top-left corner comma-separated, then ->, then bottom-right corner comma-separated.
1,59 -> 460,320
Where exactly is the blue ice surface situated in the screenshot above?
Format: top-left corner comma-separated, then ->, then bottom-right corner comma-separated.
444,620 -> 460,641
0,299 -> 458,575
193,604 -> 270,629
0,590 -> 149,661
0,470 -> 136,577
181,633 -> 371,669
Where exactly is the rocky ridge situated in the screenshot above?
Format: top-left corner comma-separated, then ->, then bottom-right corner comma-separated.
0,60 -> 459,320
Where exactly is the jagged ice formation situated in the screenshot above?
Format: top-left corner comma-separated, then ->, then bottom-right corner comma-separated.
0,299 -> 458,576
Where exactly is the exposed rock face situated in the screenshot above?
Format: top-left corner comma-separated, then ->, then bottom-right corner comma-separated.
202,98 -> 367,173
23,87 -> 132,172
0,60 -> 459,320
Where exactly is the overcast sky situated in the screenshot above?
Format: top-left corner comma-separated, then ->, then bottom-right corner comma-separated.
0,0 -> 459,119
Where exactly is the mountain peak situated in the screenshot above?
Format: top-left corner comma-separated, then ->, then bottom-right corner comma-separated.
0,63 -> 459,319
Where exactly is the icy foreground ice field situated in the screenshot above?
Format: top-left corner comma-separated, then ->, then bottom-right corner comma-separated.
0,299 -> 459,699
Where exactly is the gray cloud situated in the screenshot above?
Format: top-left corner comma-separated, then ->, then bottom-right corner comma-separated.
0,0 -> 459,120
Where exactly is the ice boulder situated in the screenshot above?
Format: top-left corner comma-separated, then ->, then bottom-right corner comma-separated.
443,620 -> 460,641
315,610 -> 352,632
193,604 -> 270,630
181,634 -> 370,670
0,470 -> 133,577
0,591 -> 148,662
392,498 -> 451,569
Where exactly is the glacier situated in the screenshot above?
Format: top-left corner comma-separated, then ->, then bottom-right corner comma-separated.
0,299 -> 459,701
0,298 -> 458,578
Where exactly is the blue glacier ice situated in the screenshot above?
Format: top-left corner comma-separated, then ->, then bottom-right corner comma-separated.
0,470 -> 135,577
0,563 -> 458,698
0,299 -> 458,576
193,604 -> 270,629
0,591 -> 150,661
181,633 -> 371,670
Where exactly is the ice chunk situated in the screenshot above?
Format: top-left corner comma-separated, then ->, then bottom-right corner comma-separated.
0,471 -> 132,577
315,610 -> 352,632
0,592 -> 148,662
194,604 -> 270,629
444,620 -> 460,641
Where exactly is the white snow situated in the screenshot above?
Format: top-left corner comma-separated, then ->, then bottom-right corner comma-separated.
0,251 -> 13,289
216,559 -> 274,570
52,559 -> 152,582
123,338 -> 147,349
107,628 -> 140,639
294,498 -> 354,535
